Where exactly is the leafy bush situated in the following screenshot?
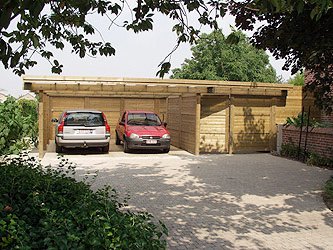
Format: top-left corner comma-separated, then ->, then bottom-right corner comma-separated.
323,177 -> 333,211
324,177 -> 333,200
280,143 -> 303,159
17,98 -> 39,146
285,112 -> 321,128
0,97 -> 38,155
281,143 -> 333,168
307,152 -> 333,168
0,153 -> 167,249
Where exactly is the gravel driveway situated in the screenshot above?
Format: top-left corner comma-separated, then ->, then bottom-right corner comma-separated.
41,151 -> 333,250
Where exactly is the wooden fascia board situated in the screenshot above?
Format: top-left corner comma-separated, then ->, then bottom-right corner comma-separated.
24,83 -> 213,94
22,75 -> 294,89
212,86 -> 287,97
44,91 -> 175,98
26,83 -> 289,97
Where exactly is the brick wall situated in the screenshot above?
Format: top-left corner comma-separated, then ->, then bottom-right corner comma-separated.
282,126 -> 333,158
321,112 -> 333,125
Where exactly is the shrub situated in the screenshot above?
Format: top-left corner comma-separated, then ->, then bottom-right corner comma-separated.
0,97 -> 38,154
324,177 -> 333,199
307,152 -> 333,168
0,153 -> 167,249
323,177 -> 333,211
284,112 -> 321,128
17,98 -> 39,146
281,143 -> 333,168
280,143 -> 304,159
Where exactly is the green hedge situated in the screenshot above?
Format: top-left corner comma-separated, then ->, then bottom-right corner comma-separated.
281,143 -> 333,168
0,97 -> 38,155
0,154 -> 167,249
324,177 -> 333,211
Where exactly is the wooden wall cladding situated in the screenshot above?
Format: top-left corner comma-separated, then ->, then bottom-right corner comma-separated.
167,97 -> 181,148
167,95 -> 198,154
275,86 -> 302,124
232,104 -> 272,153
47,96 -> 166,144
200,96 -> 228,153
39,80 -> 303,155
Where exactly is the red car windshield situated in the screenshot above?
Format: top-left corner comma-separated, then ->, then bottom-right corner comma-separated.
127,113 -> 162,126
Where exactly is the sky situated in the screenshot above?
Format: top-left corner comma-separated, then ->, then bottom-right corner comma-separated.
0,9 -> 291,97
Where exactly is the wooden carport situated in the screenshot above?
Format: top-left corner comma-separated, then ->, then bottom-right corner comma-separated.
23,76 -> 302,157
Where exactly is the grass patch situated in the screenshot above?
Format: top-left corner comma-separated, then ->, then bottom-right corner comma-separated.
0,153 -> 167,249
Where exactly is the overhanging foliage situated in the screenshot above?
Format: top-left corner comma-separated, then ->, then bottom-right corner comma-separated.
1,0 -> 332,111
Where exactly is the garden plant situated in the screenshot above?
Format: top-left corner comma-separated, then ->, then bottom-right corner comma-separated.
0,153 -> 167,249
0,97 -> 38,155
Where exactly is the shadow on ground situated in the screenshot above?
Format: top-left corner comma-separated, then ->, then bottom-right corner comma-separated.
52,153 -> 333,249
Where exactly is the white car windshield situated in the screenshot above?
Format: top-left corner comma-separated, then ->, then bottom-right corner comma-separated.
64,112 -> 104,126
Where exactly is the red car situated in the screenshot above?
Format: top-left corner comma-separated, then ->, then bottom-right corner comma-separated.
115,110 -> 171,153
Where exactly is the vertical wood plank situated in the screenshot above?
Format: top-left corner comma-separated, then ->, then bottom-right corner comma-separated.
228,98 -> 235,154
270,98 -> 277,151
84,97 -> 90,109
225,98 -> 230,153
120,98 -> 125,115
195,94 -> 201,155
38,93 -> 44,158
164,98 -> 168,122
43,94 -> 50,150
154,99 -> 160,114
179,96 -> 183,149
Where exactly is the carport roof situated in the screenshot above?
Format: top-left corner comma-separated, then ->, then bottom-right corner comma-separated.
23,75 -> 294,97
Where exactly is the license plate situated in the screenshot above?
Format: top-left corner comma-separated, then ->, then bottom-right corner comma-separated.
76,130 -> 93,134
146,139 -> 157,144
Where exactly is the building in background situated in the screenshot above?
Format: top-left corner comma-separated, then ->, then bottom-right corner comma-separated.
18,92 -> 36,101
0,89 -> 8,103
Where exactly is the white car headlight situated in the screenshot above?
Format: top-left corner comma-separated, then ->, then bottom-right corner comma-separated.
162,134 -> 170,139
129,133 -> 140,139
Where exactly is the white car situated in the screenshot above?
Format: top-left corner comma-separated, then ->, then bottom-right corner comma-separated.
52,110 -> 111,153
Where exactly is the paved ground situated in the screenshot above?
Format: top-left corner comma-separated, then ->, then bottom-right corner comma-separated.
41,149 -> 333,250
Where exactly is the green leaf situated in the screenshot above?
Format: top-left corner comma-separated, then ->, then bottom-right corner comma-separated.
226,32 -> 240,45
296,0 -> 304,14
10,52 -> 20,67
310,6 -> 320,19
79,47 -> 85,58
156,62 -> 171,78
32,36 -> 39,48
30,1 -> 45,18
0,8 -> 12,29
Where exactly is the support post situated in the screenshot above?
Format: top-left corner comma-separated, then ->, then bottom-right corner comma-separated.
194,94 -> 201,155
38,95 -> 44,158
297,106 -> 305,160
270,99 -> 277,151
228,96 -> 234,154
304,106 -> 311,161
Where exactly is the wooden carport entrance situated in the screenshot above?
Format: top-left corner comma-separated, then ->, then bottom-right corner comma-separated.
23,76 -> 302,157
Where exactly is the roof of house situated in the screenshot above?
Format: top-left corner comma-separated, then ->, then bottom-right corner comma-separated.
18,92 -> 35,100
0,91 -> 8,102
